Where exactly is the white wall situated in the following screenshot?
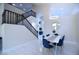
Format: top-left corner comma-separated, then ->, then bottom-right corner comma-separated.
50,4 -> 79,44
32,4 -> 50,35
1,24 -> 37,52
0,4 -> 4,25
58,15 -> 77,44
0,4 -> 4,36
73,13 -> 79,44
32,3 -> 79,44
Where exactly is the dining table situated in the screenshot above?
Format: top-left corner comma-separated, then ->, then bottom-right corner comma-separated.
45,35 -> 62,54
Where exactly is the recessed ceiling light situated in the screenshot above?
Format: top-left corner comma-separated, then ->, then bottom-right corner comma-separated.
12,4 -> 16,6
19,4 -> 23,6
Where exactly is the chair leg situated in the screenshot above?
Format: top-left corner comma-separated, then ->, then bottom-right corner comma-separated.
54,46 -> 64,55
60,46 -> 64,55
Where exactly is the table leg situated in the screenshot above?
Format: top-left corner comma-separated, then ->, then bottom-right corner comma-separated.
54,43 -> 57,55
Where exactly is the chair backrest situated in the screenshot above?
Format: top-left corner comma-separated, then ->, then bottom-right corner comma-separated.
43,38 -> 53,48
57,35 -> 65,46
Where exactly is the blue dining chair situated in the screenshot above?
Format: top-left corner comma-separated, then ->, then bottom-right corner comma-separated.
53,35 -> 65,47
42,35 -> 53,48
51,35 -> 65,55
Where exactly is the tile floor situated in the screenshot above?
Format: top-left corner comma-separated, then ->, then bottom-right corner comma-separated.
0,39 -> 79,55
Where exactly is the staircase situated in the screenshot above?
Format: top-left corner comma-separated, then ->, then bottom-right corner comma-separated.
18,18 -> 38,38
2,10 -> 38,38
18,10 -> 38,38
23,10 -> 36,18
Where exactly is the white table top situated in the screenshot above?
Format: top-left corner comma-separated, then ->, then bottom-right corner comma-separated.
46,35 -> 62,43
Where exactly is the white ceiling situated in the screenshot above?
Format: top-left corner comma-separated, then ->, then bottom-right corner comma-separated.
10,3 -> 32,12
